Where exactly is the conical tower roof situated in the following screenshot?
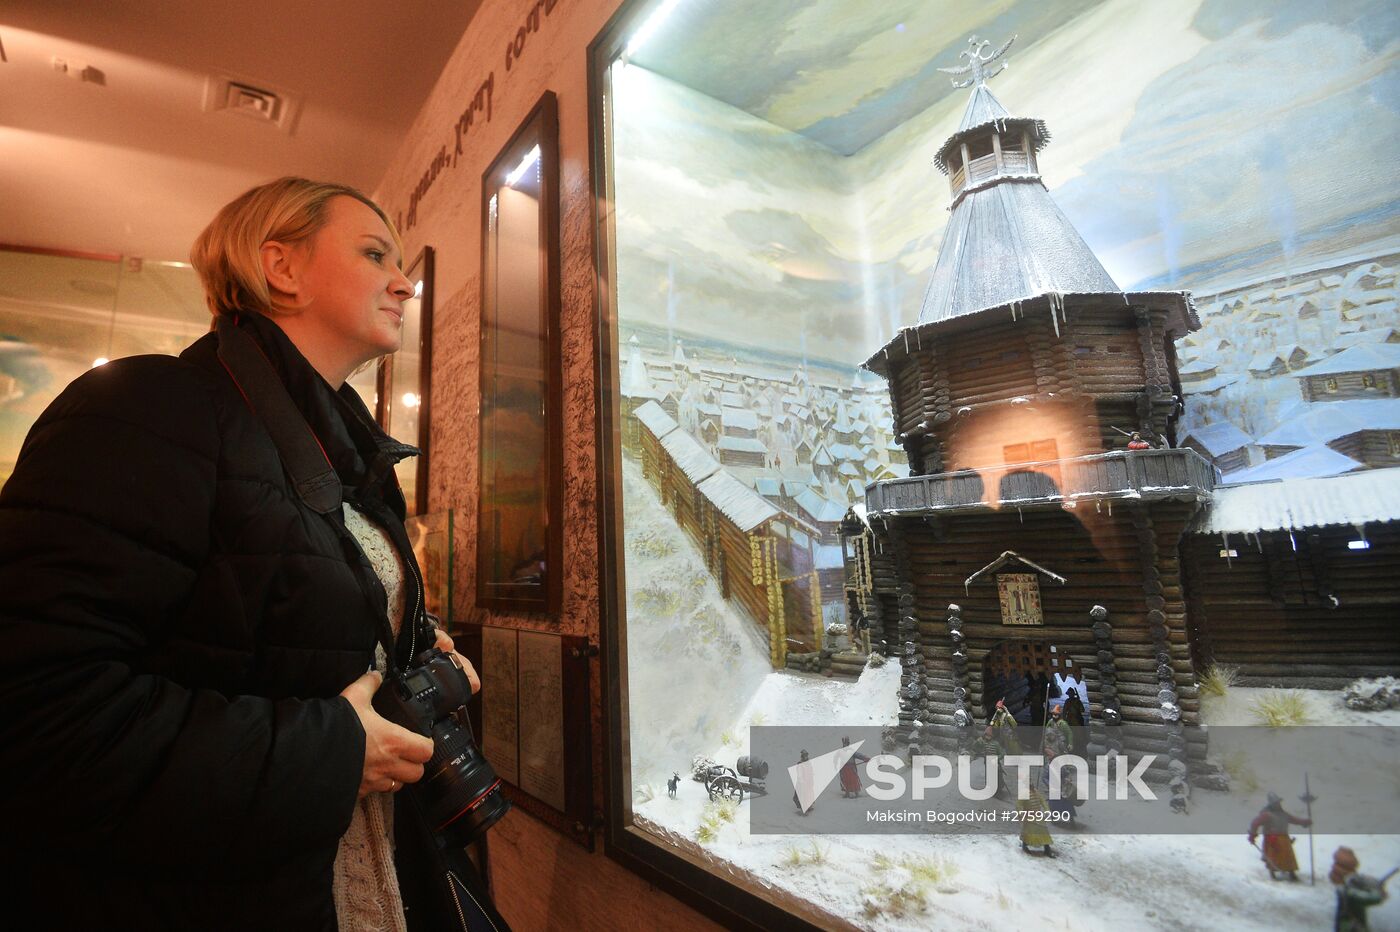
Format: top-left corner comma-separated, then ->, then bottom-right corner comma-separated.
919,40 -> 1119,326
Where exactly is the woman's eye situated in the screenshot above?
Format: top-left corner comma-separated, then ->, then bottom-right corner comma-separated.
367,250 -> 385,262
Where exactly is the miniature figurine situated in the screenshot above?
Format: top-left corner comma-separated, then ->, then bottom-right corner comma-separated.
667,772 -> 680,799
1127,431 -> 1152,450
792,749 -> 812,815
1018,784 -> 1055,857
986,698 -> 1021,755
1062,688 -> 1088,757
1042,703 -> 1071,759
838,736 -> 872,798
1330,846 -> 1393,932
1248,791 -> 1312,880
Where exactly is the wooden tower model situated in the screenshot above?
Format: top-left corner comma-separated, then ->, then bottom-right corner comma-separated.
848,37 -> 1220,787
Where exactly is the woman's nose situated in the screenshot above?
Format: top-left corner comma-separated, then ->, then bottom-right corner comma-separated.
390,268 -> 414,299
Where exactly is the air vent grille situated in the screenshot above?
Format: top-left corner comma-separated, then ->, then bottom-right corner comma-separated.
203,75 -> 298,132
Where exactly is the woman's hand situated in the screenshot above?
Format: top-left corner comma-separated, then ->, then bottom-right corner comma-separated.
339,670 -> 435,798
433,628 -> 481,695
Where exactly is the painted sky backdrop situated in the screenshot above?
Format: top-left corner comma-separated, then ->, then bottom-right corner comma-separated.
616,0 -> 1399,364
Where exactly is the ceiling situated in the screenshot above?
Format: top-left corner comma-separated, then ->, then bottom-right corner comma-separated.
0,0 -> 482,261
629,0 -> 1104,156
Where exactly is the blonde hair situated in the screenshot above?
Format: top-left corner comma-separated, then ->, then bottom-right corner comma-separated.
190,177 -> 402,318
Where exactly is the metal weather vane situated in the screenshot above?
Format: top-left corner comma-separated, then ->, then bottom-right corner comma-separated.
938,34 -> 1017,88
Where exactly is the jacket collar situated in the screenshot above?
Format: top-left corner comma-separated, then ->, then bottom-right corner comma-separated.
234,311 -> 419,513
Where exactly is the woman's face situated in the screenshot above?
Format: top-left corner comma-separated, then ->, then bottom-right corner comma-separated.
294,196 -> 413,372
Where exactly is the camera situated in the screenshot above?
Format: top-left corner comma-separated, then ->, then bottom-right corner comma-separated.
373,647 -> 510,846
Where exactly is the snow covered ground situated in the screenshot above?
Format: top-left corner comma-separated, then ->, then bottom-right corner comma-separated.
622,455 -> 1400,930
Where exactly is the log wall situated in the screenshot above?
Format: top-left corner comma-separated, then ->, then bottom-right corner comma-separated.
1181,522 -> 1400,687
870,500 -> 1204,749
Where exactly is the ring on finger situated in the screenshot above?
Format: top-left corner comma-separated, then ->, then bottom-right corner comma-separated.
389,779 -> 398,792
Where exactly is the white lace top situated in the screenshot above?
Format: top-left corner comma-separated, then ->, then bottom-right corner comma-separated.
334,502 -> 410,932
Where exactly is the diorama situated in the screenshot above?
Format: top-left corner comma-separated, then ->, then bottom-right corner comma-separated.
597,1 -> 1400,928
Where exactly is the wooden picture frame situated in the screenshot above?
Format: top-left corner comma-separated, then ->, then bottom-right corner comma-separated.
476,92 -> 564,616
377,246 -> 435,517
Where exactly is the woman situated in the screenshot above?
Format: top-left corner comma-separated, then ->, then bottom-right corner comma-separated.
0,178 -> 507,930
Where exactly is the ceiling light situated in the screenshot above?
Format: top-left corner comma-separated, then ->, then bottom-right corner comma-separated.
401,392 -> 420,409
92,357 -> 109,368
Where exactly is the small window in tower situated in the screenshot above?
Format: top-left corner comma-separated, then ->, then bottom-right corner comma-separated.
947,149 -> 963,172
967,135 -> 994,161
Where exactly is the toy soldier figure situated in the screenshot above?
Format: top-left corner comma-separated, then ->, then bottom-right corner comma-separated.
986,698 -> 1021,756
1061,688 -> 1089,758
838,736 -> 871,798
1127,431 -> 1152,450
792,750 -> 812,815
1042,702 -> 1071,759
1330,847 -> 1392,932
1248,792 -> 1312,880
1018,784 -> 1056,857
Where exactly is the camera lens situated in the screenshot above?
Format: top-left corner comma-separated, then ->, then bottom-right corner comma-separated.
423,716 -> 511,846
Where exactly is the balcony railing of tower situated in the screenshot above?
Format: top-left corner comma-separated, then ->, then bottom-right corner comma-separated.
949,143 -> 1034,198
864,447 -> 1217,517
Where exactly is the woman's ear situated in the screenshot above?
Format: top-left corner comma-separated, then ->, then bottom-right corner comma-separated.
260,240 -> 307,311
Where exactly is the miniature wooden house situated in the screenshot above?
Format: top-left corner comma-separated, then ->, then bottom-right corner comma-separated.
850,56 -> 1216,783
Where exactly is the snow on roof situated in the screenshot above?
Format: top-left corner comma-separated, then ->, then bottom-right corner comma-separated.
838,462 -> 861,477
1182,421 -> 1253,456
792,488 -> 847,523
1247,345 -> 1307,371
717,436 -> 768,454
721,391 -> 746,408
1334,328 -> 1396,349
696,402 -> 721,417
659,428 -> 720,484
1224,445 -> 1362,483
634,400 -> 677,438
828,442 -> 864,462
1289,343 -> 1400,377
720,408 -> 759,431
1179,360 -> 1219,379
1196,467 -> 1400,533
696,471 -> 779,532
1256,398 -> 1400,447
754,477 -> 781,496
1182,373 -> 1245,395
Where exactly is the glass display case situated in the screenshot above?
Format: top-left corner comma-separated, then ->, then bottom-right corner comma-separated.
589,2 -> 1398,929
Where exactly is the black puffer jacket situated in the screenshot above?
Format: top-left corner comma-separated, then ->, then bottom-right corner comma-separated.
0,312 -> 502,930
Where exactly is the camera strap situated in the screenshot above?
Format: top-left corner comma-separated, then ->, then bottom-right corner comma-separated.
215,315 -> 342,515
215,315 -> 403,666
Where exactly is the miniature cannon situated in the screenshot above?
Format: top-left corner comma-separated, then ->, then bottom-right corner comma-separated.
701,755 -> 770,802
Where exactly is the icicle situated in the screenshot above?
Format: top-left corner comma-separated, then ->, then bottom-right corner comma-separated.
1050,303 -> 1061,338
1017,508 -> 1024,523
903,330 -> 910,354
1107,499 -> 1113,517
915,329 -> 922,350
1095,501 -> 1101,514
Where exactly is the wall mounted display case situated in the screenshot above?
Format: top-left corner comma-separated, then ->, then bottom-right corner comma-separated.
478,92 -> 565,616
589,1 -> 1400,929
